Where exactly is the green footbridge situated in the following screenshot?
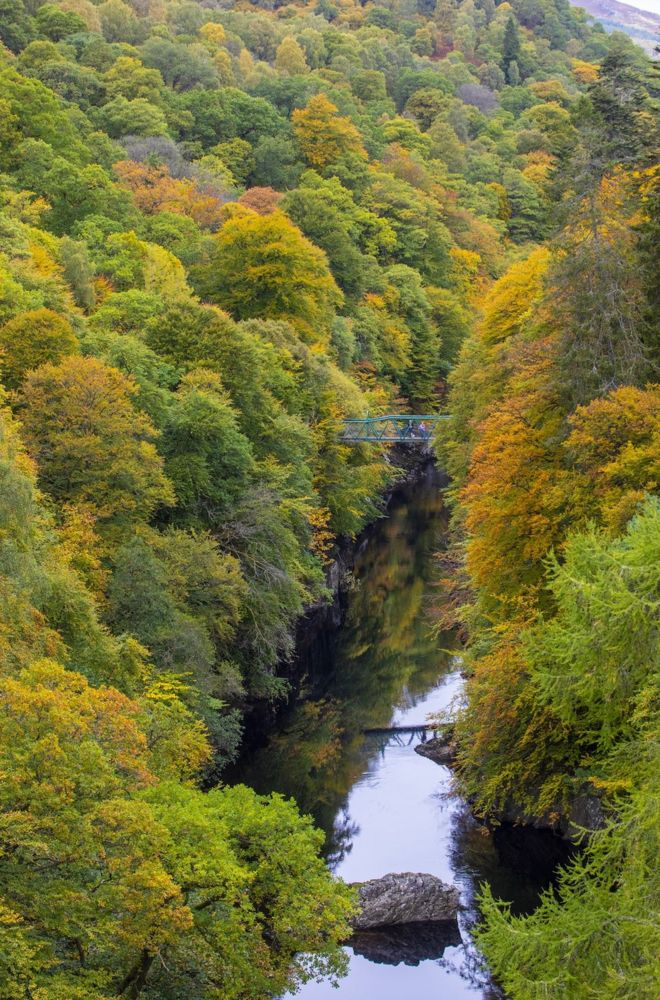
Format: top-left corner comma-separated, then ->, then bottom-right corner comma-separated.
340,414 -> 447,444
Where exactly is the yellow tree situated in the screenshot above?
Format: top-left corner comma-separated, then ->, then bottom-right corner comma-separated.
566,384 -> 660,531
17,355 -> 174,534
196,208 -> 343,346
0,307 -> 79,388
461,329 -> 580,602
292,94 -> 366,170
275,36 -> 308,75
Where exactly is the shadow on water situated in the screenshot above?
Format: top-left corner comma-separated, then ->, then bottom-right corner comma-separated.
231,465 -> 572,997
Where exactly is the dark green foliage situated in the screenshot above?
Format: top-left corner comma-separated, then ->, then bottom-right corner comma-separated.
502,15 -> 522,77
0,0 -> 34,53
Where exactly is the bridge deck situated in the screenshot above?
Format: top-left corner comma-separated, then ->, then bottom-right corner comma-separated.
341,414 -> 447,444
362,724 -> 446,735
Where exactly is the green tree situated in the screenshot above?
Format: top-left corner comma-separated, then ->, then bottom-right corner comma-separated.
97,0 -> 141,44
95,96 -> 168,139
14,139 -> 135,234
103,55 -> 164,104
284,172 -> 375,297
524,501 -> 660,750
59,236 -> 96,311
0,0 -> 35,53
162,368 -> 256,519
502,14 -> 521,77
386,265 -> 440,409
34,3 -> 85,40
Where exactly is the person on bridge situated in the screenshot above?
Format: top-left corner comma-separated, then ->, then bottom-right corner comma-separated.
419,421 -> 428,439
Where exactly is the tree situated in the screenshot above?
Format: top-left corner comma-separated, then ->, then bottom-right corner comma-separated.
14,139 -> 135,234
0,0 -> 35,53
34,3 -> 86,40
162,369 -> 256,520
103,55 -> 164,104
0,67 -> 90,164
386,265 -> 440,409
292,94 -> 367,170
461,336 -> 577,599
406,88 -> 448,130
139,211 -> 207,267
113,160 -> 228,230
502,167 -> 548,242
479,247 -> 551,345
588,49 -> 658,173
140,36 -> 218,92
0,308 -> 79,388
0,659 -> 184,997
17,355 -> 174,533
549,173 -> 649,401
97,0 -> 141,44
284,172 -> 375,297
0,661 -> 354,998
275,36 -> 309,75
524,500 -> 660,750
105,528 -> 248,758
195,209 -> 343,345
0,402 -> 144,687
477,501 -> 660,999
95,96 -> 168,139
210,137 -> 254,185
502,14 -> 521,77
479,769 -> 660,1000
251,134 -> 304,189
238,186 -> 282,214
566,384 -> 660,531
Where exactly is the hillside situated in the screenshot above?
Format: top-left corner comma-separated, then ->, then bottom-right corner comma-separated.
0,0 -> 658,997
574,0 -> 660,55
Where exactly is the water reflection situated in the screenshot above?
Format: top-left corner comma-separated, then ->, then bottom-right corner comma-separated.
232,466 -> 570,998
234,466 -> 458,861
349,921 -> 462,966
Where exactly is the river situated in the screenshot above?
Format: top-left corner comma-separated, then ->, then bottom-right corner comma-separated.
232,464 -> 570,999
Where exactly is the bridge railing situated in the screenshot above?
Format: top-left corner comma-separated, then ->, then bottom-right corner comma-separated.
340,415 -> 446,444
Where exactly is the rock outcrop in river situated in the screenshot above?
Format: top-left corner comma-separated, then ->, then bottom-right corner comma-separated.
350,873 -> 460,930
414,728 -> 457,767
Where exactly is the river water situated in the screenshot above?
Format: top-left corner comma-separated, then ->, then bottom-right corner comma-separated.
233,465 -> 569,999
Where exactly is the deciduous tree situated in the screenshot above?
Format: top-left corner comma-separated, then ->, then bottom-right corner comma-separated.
17,355 -> 174,532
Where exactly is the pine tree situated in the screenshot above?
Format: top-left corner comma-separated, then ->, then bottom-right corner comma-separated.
502,15 -> 521,77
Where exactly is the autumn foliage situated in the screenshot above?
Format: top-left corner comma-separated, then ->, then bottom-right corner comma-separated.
0,0 -> 657,996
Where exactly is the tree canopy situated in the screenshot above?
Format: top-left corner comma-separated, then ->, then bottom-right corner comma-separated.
0,0 -> 657,995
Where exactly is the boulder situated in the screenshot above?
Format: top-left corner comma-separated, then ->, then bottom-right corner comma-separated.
414,729 -> 457,767
350,872 -> 460,930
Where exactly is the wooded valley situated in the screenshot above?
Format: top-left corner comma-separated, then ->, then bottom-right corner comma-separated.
0,0 -> 657,995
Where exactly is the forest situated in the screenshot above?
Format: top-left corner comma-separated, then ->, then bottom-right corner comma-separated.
0,0 -> 657,995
